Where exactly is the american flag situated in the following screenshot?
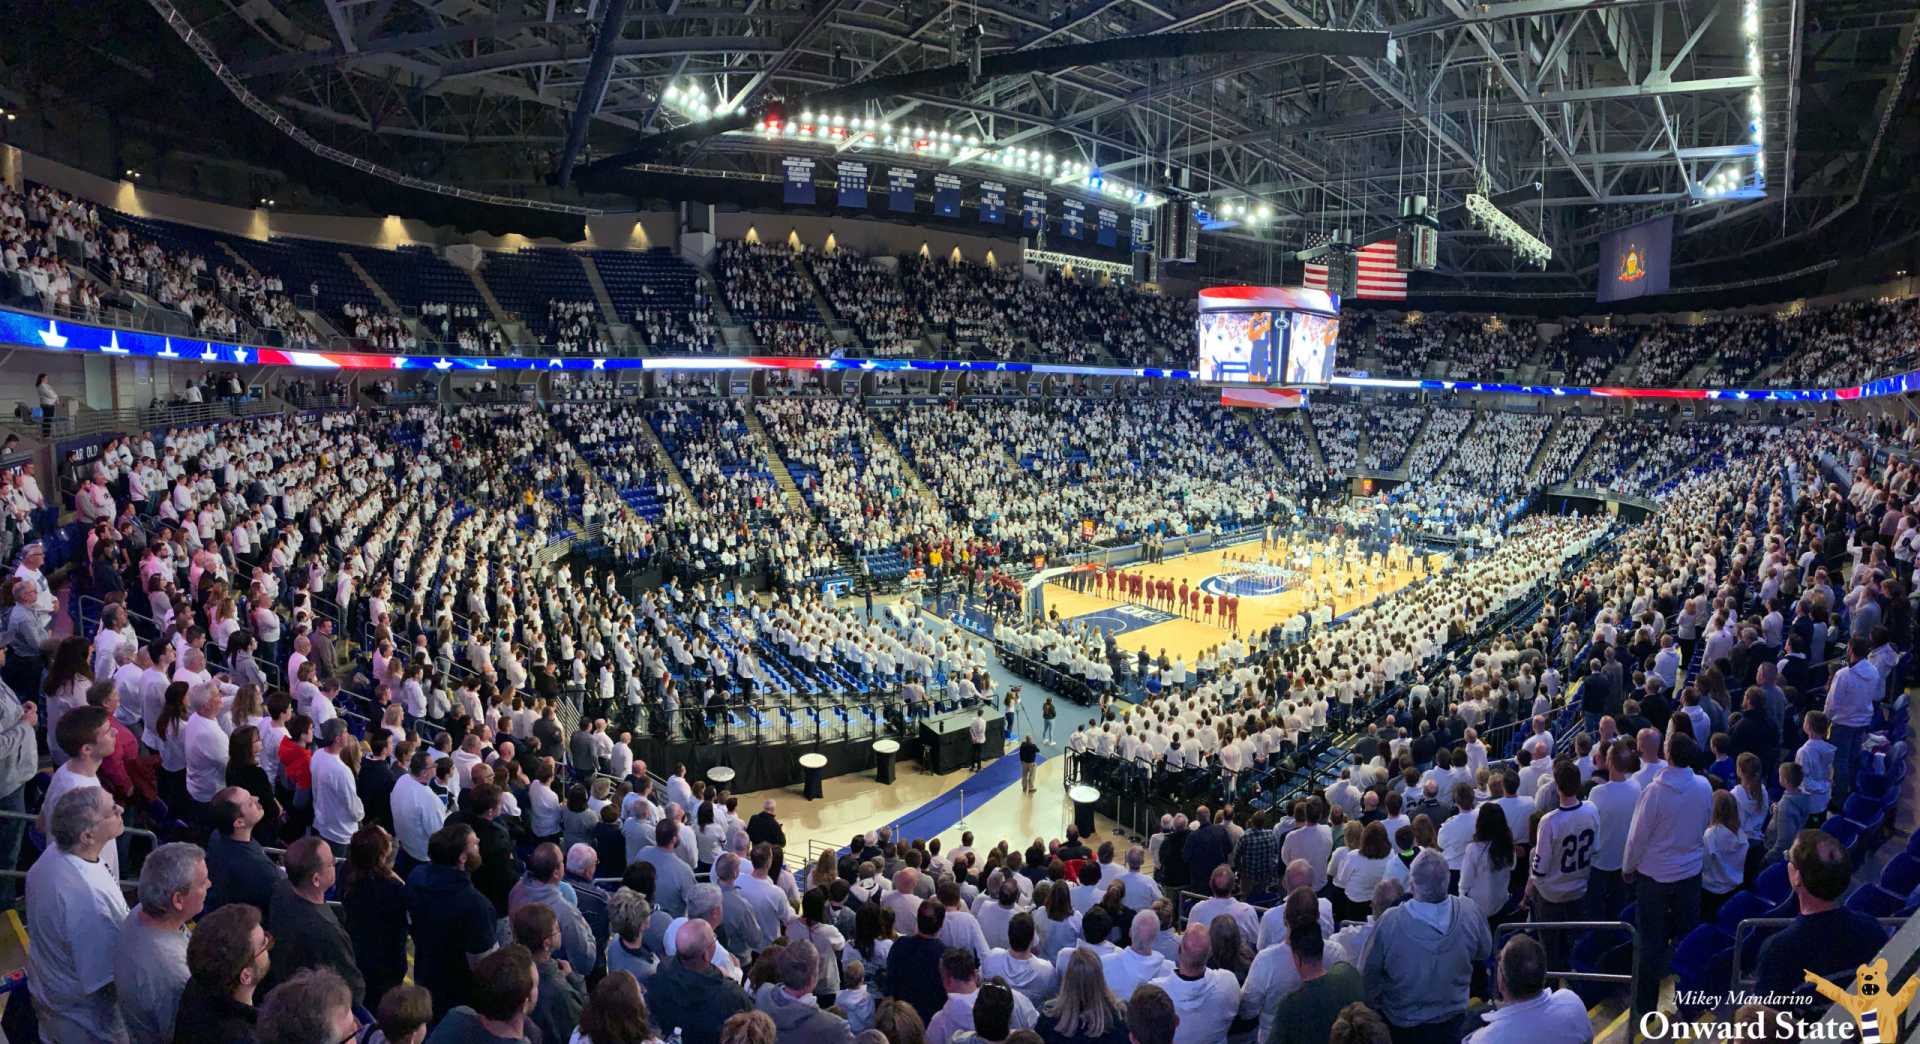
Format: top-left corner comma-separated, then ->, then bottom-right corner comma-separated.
1304,241 -> 1408,300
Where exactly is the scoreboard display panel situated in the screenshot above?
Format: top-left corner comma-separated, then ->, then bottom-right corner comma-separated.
1196,286 -> 1340,388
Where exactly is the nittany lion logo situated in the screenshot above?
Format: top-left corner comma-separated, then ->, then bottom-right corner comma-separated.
1808,959 -> 1916,1044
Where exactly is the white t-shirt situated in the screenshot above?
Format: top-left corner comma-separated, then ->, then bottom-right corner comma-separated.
25,847 -> 129,1040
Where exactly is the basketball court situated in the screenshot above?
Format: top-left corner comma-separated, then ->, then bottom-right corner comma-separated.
1040,540 -> 1448,662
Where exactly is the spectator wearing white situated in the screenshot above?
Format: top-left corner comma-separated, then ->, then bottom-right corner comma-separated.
983,911 -> 1058,1006
1146,922 -> 1240,1044
1279,799 -> 1334,892
26,787 -> 130,1043
1437,782 -> 1479,869
1622,730 -> 1713,1016
310,718 -> 365,853
1823,635 -> 1879,801
1464,935 -> 1593,1044
1187,865 -> 1260,945
1585,742 -> 1641,918
114,842 -> 208,1041
1102,909 -> 1174,1002
183,682 -> 230,807
927,946 -> 1040,1044
391,748 -> 448,872
1116,845 -> 1162,911
1362,848 -> 1493,1039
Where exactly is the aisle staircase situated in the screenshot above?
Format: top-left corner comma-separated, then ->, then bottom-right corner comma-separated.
216,242 -> 260,277
466,267 -> 517,332
866,415 -> 937,501
578,254 -> 624,330
341,252 -> 408,317
638,416 -> 695,500
1296,412 -> 1329,472
1524,413 -> 1567,483
743,408 -> 809,513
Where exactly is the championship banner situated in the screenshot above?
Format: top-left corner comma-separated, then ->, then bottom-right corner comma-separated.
1131,215 -> 1151,252
836,162 -> 869,209
1021,190 -> 1047,233
1061,198 -> 1085,239
979,181 -> 1006,224
888,168 -> 918,213
933,173 -> 962,217
1097,207 -> 1119,247
782,157 -> 816,205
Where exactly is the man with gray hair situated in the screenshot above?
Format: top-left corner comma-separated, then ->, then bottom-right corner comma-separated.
115,841 -> 208,1041
26,787 -> 129,1042
1118,844 -> 1162,910
1101,909 -> 1173,1001
5,577 -> 53,702
667,882 -> 743,982
646,918 -> 753,1044
754,938 -> 853,1044
715,852 -> 769,959
1362,847 -> 1492,1040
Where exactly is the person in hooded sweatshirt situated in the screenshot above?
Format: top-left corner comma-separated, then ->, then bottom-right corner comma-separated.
1100,910 -> 1174,1003
928,947 -> 1040,1044
1362,847 -> 1493,1040
752,938 -> 853,1044
981,913 -> 1058,1006
1145,923 -> 1239,1044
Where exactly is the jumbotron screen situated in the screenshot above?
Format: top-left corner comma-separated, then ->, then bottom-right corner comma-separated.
1197,310 -> 1282,383
1195,286 -> 1341,387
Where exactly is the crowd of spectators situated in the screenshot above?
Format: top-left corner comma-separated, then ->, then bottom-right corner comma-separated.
811,252 -> 921,357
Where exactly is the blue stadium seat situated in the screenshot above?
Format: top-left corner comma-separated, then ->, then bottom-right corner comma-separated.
1754,861 -> 1791,905
1713,890 -> 1770,934
1880,852 -> 1920,897
1844,884 -> 1906,918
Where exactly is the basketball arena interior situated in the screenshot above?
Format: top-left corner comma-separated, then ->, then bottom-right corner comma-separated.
0,2 -> 1915,1042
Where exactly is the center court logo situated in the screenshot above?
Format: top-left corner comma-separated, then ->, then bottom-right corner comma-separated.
1198,572 -> 1292,598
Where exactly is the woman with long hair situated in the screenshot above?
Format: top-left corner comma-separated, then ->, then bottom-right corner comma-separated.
697,801 -> 727,872
1029,878 -> 1076,958
1205,914 -> 1252,984
154,679 -> 192,812
1457,803 -> 1516,922
852,900 -> 895,997
223,724 -> 282,838
1702,789 -> 1749,921
1037,948 -> 1127,1044
340,825 -> 409,1005
44,636 -> 93,764
562,783 -> 598,852
784,887 -> 848,999
574,970 -> 660,1044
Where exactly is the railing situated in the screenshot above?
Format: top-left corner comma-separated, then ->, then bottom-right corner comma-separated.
0,808 -> 158,893
1496,920 -> 1640,1023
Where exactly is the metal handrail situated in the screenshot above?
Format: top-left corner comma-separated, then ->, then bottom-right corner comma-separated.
1494,919 -> 1639,1026
1728,915 -> 1911,992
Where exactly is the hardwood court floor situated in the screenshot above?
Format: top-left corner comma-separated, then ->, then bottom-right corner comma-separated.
736,748 -> 1123,862
1041,543 -> 1448,662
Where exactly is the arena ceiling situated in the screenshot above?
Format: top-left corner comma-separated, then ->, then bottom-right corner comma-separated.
10,0 -> 1920,294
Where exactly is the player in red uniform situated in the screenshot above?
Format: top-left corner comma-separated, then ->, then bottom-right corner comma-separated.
1203,592 -> 1214,622
1227,595 -> 1239,629
1161,578 -> 1174,610
1177,580 -> 1190,617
